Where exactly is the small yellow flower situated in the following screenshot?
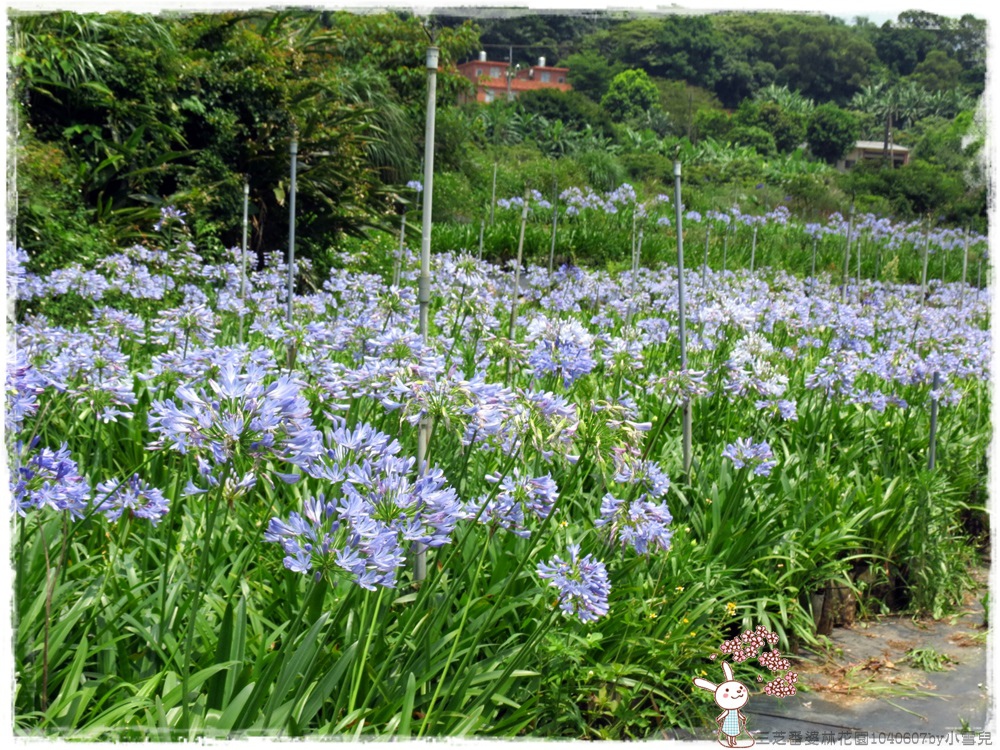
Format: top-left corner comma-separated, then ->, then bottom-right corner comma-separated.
682,617 -> 689,624
705,498 -> 713,504
676,586 -> 684,592
560,520 -> 569,527
700,670 -> 708,677
690,631 -> 697,638
726,602 -> 737,616
648,612 -> 657,619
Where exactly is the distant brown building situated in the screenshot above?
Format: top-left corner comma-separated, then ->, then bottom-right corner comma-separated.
836,140 -> 911,171
456,52 -> 571,104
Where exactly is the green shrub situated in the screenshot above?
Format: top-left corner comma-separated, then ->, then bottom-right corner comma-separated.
728,125 -> 777,156
14,131 -> 116,271
574,150 -> 627,192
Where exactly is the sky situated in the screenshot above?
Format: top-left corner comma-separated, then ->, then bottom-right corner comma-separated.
0,0 -> 995,19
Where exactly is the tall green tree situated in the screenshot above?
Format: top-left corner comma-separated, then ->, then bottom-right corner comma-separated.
806,103 -> 860,164
600,68 -> 658,123
12,12 -> 190,251
910,50 -> 963,93
516,88 -> 615,137
733,100 -> 806,153
559,50 -> 623,102
714,14 -> 875,104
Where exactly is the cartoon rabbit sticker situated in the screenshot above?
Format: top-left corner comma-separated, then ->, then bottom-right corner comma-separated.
693,661 -> 755,747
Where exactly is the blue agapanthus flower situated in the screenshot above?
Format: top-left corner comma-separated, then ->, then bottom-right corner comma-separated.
265,422 -> 462,589
5,348 -> 46,435
94,474 -> 170,526
722,437 -> 777,477
147,362 -> 323,495
596,492 -> 673,555
466,469 -> 559,537
11,442 -> 91,519
537,543 -> 610,623
153,205 -> 186,232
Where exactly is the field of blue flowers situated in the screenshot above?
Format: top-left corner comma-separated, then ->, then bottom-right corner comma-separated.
9,198 -> 990,739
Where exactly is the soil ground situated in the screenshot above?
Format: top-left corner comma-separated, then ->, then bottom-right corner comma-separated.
744,579 -> 993,742
666,572 -> 994,743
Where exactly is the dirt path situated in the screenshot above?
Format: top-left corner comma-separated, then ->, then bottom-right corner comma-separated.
743,585 -> 993,741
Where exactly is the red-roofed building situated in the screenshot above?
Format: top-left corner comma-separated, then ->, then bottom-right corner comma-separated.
457,52 -> 571,104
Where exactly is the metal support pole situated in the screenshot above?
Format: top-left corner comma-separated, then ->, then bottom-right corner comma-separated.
627,226 -> 643,325
415,45 -> 439,584
674,160 -> 691,476
960,229 -> 969,309
920,221 -> 930,309
239,180 -> 249,343
635,227 -> 644,274
928,371 -> 940,471
856,229 -> 864,304
508,190 -> 530,341
287,139 -> 297,326
630,213 -> 637,274
393,211 -> 406,288
489,161 -> 498,226
702,224 -> 711,278
841,204 -> 854,302
548,178 -> 558,276
722,224 -> 729,273
810,235 -> 818,284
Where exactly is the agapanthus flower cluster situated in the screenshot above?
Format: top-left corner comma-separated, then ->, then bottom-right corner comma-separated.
151,302 -> 219,349
537,543 -> 610,623
528,188 -> 552,210
265,428 -> 462,589
604,335 -> 644,377
722,438 -> 777,477
22,264 -> 111,301
94,474 -> 170,526
11,442 -> 91,519
465,469 -> 558,537
704,210 -> 731,226
66,360 -> 138,424
147,362 -> 322,492
754,398 -> 798,421
647,369 -> 712,401
526,318 -> 596,387
496,196 -> 527,211
612,458 -> 670,498
595,492 -> 673,555
153,205 -> 187,232
5,349 -> 46,435
8,243 -> 28,300
386,370 -> 475,431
